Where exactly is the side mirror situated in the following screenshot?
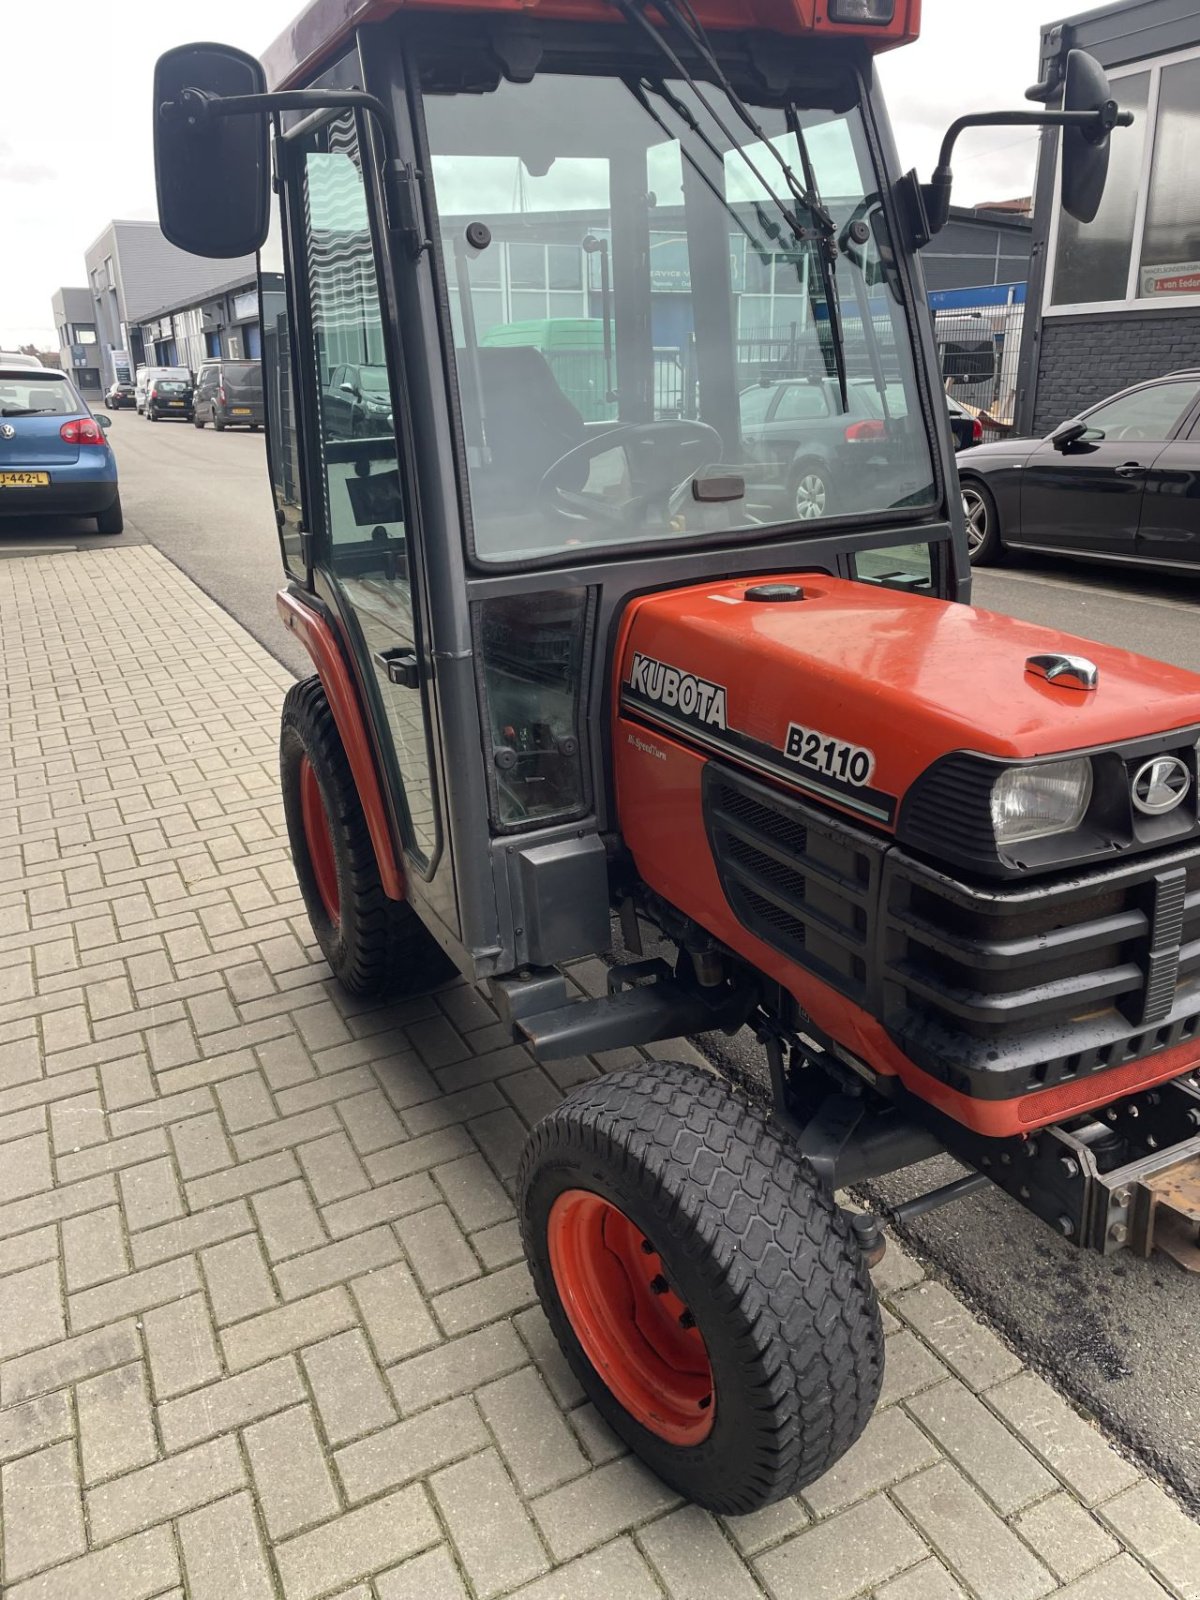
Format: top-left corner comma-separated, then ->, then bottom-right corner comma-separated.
1061,50 -> 1118,224
340,382 -> 358,395
153,43 -> 269,258
94,414 -> 112,430
1051,419 -> 1088,451
916,49 -> 1132,241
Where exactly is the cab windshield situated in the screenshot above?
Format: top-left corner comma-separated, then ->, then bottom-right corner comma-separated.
423,61 -> 935,565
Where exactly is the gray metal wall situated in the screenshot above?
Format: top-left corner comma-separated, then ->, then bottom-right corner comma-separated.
1017,0 -> 1200,433
83,221 -> 253,385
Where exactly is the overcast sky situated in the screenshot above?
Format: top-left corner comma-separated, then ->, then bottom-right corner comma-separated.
1,0 -> 1060,348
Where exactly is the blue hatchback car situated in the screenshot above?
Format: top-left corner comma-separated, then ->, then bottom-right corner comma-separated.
0,366 -> 122,534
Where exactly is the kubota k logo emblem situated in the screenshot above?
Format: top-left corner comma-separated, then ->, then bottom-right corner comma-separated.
1132,756 -> 1191,816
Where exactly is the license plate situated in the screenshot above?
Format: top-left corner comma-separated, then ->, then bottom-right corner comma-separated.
231,407 -> 251,415
169,401 -> 185,408
0,471 -> 49,488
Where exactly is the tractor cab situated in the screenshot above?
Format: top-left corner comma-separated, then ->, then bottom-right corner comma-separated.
150,0 -> 1200,1516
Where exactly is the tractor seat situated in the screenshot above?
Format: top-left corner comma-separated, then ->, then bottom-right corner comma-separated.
460,346 -> 587,512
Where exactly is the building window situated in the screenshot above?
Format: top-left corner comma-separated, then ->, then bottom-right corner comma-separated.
1048,48 -> 1200,312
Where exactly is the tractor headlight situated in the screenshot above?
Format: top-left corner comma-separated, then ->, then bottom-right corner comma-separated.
828,0 -> 896,22
990,758 -> 1093,846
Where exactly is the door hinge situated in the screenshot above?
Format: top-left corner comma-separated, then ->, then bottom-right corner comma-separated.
384,160 -> 429,258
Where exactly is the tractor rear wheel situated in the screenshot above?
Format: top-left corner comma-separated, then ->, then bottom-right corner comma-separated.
280,676 -> 453,997
518,1061 -> 883,1513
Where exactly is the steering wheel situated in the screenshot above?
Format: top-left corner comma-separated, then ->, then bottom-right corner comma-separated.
538,421 -> 724,532
1112,425 -> 1151,442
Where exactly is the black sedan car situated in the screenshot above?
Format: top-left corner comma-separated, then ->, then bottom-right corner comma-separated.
105,380 -> 136,410
958,371 -> 1200,571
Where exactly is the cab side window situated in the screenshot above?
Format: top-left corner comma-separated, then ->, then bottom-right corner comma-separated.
854,542 -> 934,593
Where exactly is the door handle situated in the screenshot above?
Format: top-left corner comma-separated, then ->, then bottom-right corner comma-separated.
1115,463 -> 1147,479
374,647 -> 420,689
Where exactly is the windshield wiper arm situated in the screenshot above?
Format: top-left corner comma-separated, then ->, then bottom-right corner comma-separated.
611,0 -> 849,411
786,103 -> 848,414
630,78 -> 775,262
612,0 -> 811,245
653,0 -> 838,239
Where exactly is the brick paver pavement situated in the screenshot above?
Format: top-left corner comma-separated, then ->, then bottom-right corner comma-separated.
1,544 -> 1198,1600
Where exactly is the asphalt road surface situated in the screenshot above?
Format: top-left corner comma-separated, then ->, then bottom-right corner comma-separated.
7,410 -> 1200,1506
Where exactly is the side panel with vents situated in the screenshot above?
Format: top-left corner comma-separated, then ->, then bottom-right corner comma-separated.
703,764 -> 887,1009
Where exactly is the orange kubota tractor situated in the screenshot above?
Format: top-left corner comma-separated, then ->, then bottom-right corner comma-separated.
151,0 -> 1200,1511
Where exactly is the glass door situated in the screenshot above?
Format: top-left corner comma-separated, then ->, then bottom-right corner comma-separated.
290,107 -> 438,866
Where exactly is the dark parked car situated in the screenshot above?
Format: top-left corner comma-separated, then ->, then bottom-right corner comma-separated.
105,380 -> 136,410
959,371 -> 1200,570
322,363 -> 394,440
947,394 -> 983,452
739,376 -> 931,521
193,359 -> 264,430
0,366 -> 121,533
146,377 -> 194,422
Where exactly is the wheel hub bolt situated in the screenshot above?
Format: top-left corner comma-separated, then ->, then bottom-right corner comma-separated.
649,1274 -> 670,1296
640,1238 -> 655,1254
678,1309 -> 696,1330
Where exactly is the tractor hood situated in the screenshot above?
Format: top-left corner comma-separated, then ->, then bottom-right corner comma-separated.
616,575 -> 1200,830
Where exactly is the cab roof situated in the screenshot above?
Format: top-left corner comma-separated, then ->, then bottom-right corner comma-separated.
263,0 -> 921,90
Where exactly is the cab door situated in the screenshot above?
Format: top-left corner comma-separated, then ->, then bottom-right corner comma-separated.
283,106 -> 441,878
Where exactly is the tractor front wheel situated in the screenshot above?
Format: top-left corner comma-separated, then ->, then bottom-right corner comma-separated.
280,676 -> 453,997
518,1061 -> 884,1513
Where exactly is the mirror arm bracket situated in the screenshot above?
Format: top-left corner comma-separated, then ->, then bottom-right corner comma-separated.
920,104 -> 1133,237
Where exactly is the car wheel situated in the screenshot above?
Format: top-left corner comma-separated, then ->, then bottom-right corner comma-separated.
519,1061 -> 884,1514
213,413 -> 226,433
280,677 -> 455,997
193,414 -> 205,429
94,495 -> 124,536
788,460 -> 831,523
961,479 -> 1003,565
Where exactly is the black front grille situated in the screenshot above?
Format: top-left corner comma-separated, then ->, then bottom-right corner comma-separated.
702,760 -> 1200,1103
881,850 -> 1200,1099
704,765 -> 885,1007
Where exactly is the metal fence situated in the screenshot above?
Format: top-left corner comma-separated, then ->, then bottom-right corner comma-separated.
933,300 -> 1025,430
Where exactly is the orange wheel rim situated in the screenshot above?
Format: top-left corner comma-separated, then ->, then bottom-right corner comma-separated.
299,755 -> 340,925
547,1189 -> 715,1446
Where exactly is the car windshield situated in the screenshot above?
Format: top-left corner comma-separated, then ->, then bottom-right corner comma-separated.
423,60 -> 935,564
0,375 -> 81,416
358,367 -> 389,393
